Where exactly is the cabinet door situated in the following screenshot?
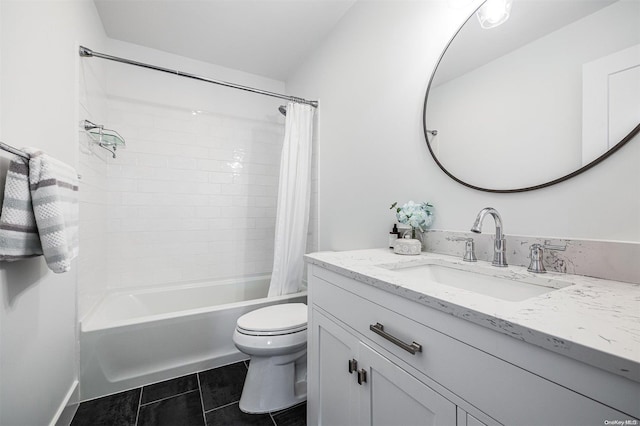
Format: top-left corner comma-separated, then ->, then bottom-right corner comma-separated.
466,414 -> 488,426
457,408 -> 492,426
310,310 -> 361,426
359,342 -> 457,426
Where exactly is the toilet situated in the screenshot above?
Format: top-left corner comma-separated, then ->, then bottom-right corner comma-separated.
233,303 -> 308,414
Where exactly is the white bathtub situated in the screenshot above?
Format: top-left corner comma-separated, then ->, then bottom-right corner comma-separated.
79,275 -> 307,401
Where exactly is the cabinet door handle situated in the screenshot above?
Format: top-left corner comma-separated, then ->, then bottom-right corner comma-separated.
369,322 -> 422,355
357,368 -> 367,385
348,358 -> 358,374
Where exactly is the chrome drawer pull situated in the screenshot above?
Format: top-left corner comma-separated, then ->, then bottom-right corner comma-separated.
369,322 -> 422,355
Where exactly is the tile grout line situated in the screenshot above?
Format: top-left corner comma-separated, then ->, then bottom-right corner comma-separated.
201,398 -> 278,425
202,399 -> 240,414
134,387 -> 143,426
139,389 -> 200,408
196,372 -> 208,424
75,362 -> 254,426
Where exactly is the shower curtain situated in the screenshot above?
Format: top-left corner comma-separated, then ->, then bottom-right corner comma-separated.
268,101 -> 315,297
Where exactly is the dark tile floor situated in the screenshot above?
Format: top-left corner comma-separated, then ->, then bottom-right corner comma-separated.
70,361 -> 306,426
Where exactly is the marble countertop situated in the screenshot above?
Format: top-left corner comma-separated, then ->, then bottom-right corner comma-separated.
305,249 -> 640,383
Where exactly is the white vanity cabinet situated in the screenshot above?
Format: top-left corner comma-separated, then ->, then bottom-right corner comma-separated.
313,310 -> 458,426
307,264 -> 638,426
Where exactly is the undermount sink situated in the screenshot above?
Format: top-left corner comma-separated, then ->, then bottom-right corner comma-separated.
380,261 -> 573,302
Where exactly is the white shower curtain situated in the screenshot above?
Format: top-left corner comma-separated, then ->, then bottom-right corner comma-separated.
268,101 -> 315,297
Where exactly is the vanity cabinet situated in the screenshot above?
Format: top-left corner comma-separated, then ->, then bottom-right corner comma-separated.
307,264 -> 637,426
313,310 -> 458,425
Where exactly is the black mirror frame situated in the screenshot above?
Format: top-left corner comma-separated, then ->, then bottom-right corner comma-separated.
422,4 -> 640,194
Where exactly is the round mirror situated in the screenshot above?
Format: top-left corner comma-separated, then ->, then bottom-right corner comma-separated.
423,0 -> 640,193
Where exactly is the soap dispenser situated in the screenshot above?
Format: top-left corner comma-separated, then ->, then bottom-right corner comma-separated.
389,224 -> 400,248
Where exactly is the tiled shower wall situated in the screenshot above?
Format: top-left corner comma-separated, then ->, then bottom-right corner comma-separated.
78,59 -> 110,320
104,98 -> 285,289
78,43 -> 319,319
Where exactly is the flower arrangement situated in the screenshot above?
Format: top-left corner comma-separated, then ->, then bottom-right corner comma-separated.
390,200 -> 434,238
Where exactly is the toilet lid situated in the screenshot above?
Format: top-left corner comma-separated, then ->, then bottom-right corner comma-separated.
237,303 -> 307,334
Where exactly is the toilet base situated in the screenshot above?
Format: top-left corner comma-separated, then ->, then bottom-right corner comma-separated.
239,348 -> 307,414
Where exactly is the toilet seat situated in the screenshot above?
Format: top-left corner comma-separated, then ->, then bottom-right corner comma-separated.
236,303 -> 307,336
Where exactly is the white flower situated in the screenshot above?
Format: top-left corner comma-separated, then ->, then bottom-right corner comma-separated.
393,200 -> 434,231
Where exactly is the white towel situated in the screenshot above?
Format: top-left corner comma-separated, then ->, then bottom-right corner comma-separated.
0,149 -> 79,273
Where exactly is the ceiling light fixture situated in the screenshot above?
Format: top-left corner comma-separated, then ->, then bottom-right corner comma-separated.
476,0 -> 513,29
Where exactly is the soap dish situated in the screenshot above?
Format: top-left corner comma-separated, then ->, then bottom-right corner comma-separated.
393,238 -> 421,255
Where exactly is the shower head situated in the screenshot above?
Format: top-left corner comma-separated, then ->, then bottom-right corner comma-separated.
278,105 -> 287,116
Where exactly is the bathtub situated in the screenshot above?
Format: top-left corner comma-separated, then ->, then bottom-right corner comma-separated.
79,275 -> 307,401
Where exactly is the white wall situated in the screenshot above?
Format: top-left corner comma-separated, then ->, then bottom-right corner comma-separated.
0,1 -> 107,425
286,0 -> 640,251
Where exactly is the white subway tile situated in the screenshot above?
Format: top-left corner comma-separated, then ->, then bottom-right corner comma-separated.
137,153 -> 169,168
207,147 -> 234,160
161,168 -> 208,182
208,195 -> 233,207
109,205 -> 139,219
108,177 -> 138,192
168,156 -> 197,170
219,184 -> 248,196
121,192 -> 154,206
207,122 -> 233,140
180,145 -> 209,158
206,172 -> 232,184
195,206 -> 222,218
137,205 -> 195,219
231,196 -> 254,207
152,193 -> 209,206
153,115 -> 199,134
254,197 -> 277,207
107,191 -> 122,205
255,217 -> 276,229
230,217 -> 256,229
153,268 -> 184,285
137,179 -> 197,194
196,158 -> 224,171
107,219 -> 122,233
195,182 -> 223,194
146,127 -> 198,146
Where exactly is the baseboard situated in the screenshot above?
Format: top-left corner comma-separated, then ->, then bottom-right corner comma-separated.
51,380 -> 79,426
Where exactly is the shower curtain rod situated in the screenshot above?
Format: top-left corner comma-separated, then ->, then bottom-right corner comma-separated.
79,46 -> 318,108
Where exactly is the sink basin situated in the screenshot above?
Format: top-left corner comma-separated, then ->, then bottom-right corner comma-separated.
380,261 -> 573,302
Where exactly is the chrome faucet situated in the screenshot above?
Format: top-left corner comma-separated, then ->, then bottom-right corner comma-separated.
470,207 -> 508,267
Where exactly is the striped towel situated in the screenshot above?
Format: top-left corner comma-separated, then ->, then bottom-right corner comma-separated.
0,157 -> 41,261
0,149 -> 79,273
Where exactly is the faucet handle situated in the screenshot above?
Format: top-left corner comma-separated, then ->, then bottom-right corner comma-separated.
453,237 -> 477,262
543,243 -> 566,251
528,244 -> 546,273
528,243 -> 567,273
